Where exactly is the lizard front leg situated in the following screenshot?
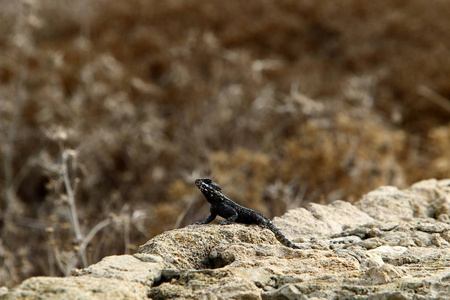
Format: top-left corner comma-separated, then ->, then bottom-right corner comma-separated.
195,213 -> 217,225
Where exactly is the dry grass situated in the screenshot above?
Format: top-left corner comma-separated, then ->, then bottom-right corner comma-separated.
1,0 -> 449,287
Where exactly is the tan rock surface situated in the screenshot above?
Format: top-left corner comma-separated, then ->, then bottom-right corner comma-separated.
2,179 -> 450,299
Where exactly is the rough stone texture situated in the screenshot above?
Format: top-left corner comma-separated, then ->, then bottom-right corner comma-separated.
274,200 -> 376,241
71,254 -> 164,287
0,276 -> 147,300
137,223 -> 279,270
2,179 -> 450,300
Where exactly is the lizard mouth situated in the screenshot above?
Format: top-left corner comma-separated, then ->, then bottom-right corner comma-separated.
195,179 -> 207,192
195,179 -> 204,188
195,179 -> 217,195
195,178 -> 221,193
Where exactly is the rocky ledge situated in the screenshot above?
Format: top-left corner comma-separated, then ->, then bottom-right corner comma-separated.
2,179 -> 450,300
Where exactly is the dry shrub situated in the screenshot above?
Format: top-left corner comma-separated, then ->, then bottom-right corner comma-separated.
1,0 -> 449,286
427,124 -> 450,178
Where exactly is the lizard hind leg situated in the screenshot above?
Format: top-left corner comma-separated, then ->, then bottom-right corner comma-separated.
257,218 -> 271,229
218,213 -> 238,225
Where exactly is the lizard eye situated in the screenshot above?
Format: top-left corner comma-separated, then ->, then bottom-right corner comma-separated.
211,182 -> 222,191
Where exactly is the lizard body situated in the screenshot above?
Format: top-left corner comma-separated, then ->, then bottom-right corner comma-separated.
195,178 -> 300,249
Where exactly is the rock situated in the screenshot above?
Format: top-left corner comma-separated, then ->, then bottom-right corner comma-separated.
2,179 -> 450,300
1,276 -> 147,300
355,179 -> 450,222
274,200 -> 376,241
137,223 -> 279,269
355,186 -> 429,222
362,262 -> 403,285
71,254 -> 164,287
0,288 -> 7,298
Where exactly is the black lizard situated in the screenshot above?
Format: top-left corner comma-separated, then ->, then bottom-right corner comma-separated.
195,178 -> 300,249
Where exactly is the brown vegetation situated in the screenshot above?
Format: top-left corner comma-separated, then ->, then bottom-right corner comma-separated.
1,0 -> 449,287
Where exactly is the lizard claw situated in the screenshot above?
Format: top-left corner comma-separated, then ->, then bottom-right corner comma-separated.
218,220 -> 231,225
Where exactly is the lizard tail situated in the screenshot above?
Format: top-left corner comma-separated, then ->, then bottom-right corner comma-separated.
267,221 -> 301,249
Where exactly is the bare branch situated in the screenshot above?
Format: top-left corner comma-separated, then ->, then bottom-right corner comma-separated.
61,149 -> 87,268
417,86 -> 450,113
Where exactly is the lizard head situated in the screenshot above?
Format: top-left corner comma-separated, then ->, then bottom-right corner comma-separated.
195,178 -> 224,201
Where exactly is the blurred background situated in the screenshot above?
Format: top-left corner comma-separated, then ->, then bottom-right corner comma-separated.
1,0 -> 449,287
